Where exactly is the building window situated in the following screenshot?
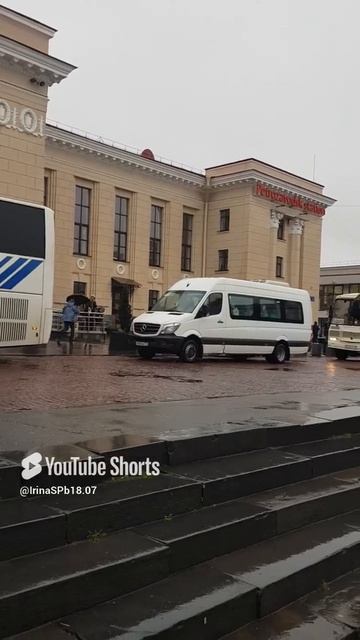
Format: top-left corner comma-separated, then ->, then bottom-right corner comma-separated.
114,196 -> 129,261
220,209 -> 230,232
276,256 -> 283,278
149,204 -> 163,266
74,186 -> 91,256
218,249 -> 229,271
277,217 -> 285,240
44,176 -> 49,207
73,281 -> 86,295
148,289 -> 159,310
181,213 -> 193,271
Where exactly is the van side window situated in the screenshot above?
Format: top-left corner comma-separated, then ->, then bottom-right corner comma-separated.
228,294 -> 255,319
259,298 -> 282,322
198,292 -> 223,317
284,300 -> 304,323
206,292 -> 223,316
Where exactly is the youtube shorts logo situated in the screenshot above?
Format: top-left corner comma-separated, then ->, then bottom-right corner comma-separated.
21,452 -> 43,480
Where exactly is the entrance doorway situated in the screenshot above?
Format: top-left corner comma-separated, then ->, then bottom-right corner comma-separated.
111,277 -> 140,330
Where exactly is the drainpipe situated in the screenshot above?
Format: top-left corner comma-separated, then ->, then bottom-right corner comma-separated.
202,176 -> 210,276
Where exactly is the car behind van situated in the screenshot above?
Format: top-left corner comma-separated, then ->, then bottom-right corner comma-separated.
131,277 -> 312,363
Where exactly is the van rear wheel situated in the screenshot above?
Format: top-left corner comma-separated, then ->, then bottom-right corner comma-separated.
266,342 -> 288,364
179,338 -> 201,363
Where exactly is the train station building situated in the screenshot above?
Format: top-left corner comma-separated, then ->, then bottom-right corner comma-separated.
0,5 -> 336,324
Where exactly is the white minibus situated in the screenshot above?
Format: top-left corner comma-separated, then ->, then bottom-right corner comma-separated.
327,293 -> 360,360
132,277 -> 312,363
0,197 -> 54,347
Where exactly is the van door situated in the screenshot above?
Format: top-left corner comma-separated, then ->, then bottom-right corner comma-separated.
195,292 -> 226,355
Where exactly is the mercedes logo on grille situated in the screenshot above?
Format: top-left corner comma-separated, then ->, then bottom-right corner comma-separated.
141,324 -> 147,332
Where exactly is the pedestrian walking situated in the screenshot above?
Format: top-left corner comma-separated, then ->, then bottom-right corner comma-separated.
57,298 -> 79,344
311,320 -> 320,343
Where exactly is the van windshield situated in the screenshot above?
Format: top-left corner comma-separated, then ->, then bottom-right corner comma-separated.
151,290 -> 206,313
332,297 -> 360,325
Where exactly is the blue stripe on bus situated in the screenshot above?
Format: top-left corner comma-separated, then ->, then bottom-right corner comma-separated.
1,259 -> 42,290
0,257 -> 28,285
0,256 -> 11,270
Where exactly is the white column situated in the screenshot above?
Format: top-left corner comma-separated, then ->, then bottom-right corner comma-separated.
268,210 -> 283,278
288,218 -> 304,287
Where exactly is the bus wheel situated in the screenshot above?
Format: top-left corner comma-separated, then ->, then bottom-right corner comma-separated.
335,351 -> 348,360
138,347 -> 154,359
267,342 -> 288,364
179,338 -> 201,363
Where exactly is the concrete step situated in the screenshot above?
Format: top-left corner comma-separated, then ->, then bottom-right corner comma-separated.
42,511 -> 360,640
0,472 -> 202,559
282,434 -> 360,476
169,448 -> 312,505
134,468 -> 360,571
0,530 -> 169,638
220,568 -> 360,639
209,509 -> 360,617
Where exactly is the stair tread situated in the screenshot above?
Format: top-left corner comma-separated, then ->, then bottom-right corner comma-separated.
282,434 -> 360,457
0,500 -> 64,529
208,510 -> 360,588
221,568 -> 360,639
0,529 -> 165,598
168,448 -> 307,481
135,499 -> 270,542
59,564 -> 257,640
246,467 -> 360,510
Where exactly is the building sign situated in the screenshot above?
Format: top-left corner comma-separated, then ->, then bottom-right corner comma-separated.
255,182 -> 325,217
0,99 -> 44,137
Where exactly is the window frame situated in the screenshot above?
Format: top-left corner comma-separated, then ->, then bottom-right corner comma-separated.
219,209 -> 230,232
181,212 -> 193,272
114,195 -> 129,262
218,249 -> 229,272
148,289 -> 159,310
227,293 -> 304,324
276,256 -> 284,278
73,281 -> 87,296
149,204 -> 163,267
73,185 -> 91,256
277,218 -> 285,240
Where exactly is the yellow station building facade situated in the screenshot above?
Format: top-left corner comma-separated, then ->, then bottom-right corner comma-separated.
0,5 -> 336,324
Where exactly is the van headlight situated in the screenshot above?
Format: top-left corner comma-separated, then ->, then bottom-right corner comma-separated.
160,323 -> 180,335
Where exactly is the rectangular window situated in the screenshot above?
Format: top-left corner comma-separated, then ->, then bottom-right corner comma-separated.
218,249 -> 229,271
181,213 -> 193,271
149,204 -> 163,266
148,289 -> 159,310
73,281 -> 86,295
284,300 -> 304,323
276,256 -> 283,278
277,218 -> 285,240
220,209 -> 230,232
73,186 -> 91,256
0,200 -> 45,258
259,297 -> 282,322
228,294 -> 255,319
114,196 -> 129,262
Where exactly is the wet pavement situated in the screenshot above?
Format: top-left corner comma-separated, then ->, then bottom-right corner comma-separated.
0,344 -> 359,452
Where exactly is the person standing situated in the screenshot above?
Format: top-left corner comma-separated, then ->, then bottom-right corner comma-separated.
57,298 -> 79,344
311,320 -> 320,343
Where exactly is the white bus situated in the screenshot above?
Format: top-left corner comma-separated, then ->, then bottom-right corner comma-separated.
132,277 -> 312,363
327,293 -> 360,360
0,197 -> 54,347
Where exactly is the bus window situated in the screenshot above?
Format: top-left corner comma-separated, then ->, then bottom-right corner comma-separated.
0,200 -> 45,259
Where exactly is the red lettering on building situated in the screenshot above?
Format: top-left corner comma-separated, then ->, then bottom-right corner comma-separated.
255,182 -> 325,217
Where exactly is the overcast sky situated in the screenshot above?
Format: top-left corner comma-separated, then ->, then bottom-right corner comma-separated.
5,0 -> 360,266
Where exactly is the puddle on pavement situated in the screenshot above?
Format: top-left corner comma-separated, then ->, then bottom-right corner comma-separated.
110,371 -> 202,383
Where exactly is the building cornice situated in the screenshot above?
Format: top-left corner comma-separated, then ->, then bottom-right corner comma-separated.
0,35 -> 76,85
210,170 -> 336,207
0,5 -> 56,37
45,124 -> 206,188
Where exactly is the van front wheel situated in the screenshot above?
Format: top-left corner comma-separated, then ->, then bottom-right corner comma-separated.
266,342 -> 288,364
138,347 -> 154,360
179,338 -> 201,363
